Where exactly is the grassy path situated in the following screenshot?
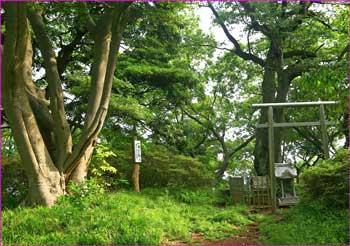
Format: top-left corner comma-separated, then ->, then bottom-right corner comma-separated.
194,208 -> 274,245
167,216 -> 262,245
207,221 -> 261,245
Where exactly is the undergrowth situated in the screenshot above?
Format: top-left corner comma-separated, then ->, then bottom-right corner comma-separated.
3,186 -> 251,244
258,202 -> 348,244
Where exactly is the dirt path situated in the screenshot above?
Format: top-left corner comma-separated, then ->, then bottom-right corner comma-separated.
166,221 -> 262,245
165,208 -> 274,245
194,208 -> 271,245
199,221 -> 261,245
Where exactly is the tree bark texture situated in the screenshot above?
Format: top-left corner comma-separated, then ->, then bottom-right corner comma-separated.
3,4 -> 64,206
132,164 -> 141,192
252,40 -> 289,175
3,2 -> 131,206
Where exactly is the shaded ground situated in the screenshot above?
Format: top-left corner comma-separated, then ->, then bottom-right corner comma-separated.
165,208 -> 277,245
198,221 -> 261,246
209,223 -> 260,245
166,221 -> 262,245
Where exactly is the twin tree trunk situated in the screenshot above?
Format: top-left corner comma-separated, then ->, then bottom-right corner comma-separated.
3,3 -> 131,206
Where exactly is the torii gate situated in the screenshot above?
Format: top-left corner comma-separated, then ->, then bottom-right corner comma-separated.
252,101 -> 338,212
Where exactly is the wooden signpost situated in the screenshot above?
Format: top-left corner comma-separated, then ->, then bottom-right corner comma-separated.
132,137 -> 141,192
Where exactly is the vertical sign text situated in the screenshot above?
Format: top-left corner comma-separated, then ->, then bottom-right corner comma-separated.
134,140 -> 142,163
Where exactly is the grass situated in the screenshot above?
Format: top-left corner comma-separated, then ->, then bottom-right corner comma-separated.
3,187 -> 252,244
5,182 -> 347,245
257,202 -> 349,244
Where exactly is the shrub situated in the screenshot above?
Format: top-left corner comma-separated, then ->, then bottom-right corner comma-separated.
59,178 -> 105,208
88,141 -> 120,190
2,157 -> 28,209
298,149 -> 348,208
90,142 -> 117,178
112,143 -> 214,189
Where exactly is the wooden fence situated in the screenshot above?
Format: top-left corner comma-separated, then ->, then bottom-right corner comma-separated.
230,176 -> 271,208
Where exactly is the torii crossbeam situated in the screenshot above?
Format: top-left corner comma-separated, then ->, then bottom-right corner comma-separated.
252,101 -> 338,212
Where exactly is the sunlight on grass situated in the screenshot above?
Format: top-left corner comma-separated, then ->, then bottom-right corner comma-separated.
3,189 -> 251,244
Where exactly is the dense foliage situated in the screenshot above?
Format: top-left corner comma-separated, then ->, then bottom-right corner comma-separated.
2,157 -> 28,209
298,149 -> 348,208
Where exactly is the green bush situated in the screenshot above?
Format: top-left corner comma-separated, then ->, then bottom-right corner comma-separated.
88,141 -> 131,190
61,178 -> 105,208
112,143 -> 214,189
89,143 -> 117,182
2,157 -> 28,209
140,144 -> 215,188
298,149 -> 348,208
258,150 -> 349,245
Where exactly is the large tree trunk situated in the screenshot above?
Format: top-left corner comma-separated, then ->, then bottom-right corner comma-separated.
3,3 -> 64,206
253,44 -> 276,175
274,71 -> 290,163
253,40 -> 290,175
3,2 -> 131,206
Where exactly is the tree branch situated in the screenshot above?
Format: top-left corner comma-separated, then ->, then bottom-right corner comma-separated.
283,50 -> 316,59
214,135 -> 255,183
292,127 -> 323,154
286,63 -> 319,81
83,3 -> 96,34
239,2 -> 272,38
280,2 -> 313,33
228,135 -> 255,159
64,4 -> 131,175
28,7 -> 72,171
183,108 -> 222,142
208,3 -> 265,67
338,44 -> 348,61
57,28 -> 87,77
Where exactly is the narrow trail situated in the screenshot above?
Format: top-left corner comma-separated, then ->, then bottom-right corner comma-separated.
199,221 -> 262,246
165,208 -> 277,245
195,208 -> 274,245
166,220 -> 262,246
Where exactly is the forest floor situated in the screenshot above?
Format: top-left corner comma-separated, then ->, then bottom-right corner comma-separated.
190,208 -> 276,245
167,208 -> 267,245
199,221 -> 261,245
166,221 -> 261,245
